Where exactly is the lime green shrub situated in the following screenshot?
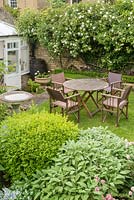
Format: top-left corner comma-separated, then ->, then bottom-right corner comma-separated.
12,127 -> 134,200
0,104 -> 10,123
0,112 -> 78,181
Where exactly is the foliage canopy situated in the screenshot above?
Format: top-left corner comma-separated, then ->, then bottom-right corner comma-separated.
17,0 -> 134,71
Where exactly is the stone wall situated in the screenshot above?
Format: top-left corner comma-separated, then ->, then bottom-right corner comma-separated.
0,1 -> 4,7
34,44 -> 86,71
35,44 -> 60,70
21,74 -> 30,90
0,8 -> 14,24
18,0 -> 37,10
18,0 -> 48,10
38,0 -> 50,9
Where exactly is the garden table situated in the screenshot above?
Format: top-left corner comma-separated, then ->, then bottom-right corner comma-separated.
63,78 -> 108,117
0,90 -> 33,112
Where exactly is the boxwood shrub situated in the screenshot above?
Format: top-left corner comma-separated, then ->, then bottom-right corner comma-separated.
0,112 -> 78,181
0,103 -> 9,122
13,127 -> 134,200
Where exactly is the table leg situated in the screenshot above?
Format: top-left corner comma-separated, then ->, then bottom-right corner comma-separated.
87,91 -> 101,115
79,92 -> 93,118
76,91 -> 101,118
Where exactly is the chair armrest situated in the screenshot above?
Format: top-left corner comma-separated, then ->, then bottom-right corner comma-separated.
111,80 -> 122,85
111,81 -> 122,88
101,77 -> 108,82
111,87 -> 125,92
65,77 -> 72,81
65,93 -> 80,100
102,93 -> 121,99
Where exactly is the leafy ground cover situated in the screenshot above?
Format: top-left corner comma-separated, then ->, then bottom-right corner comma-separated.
4,127 -> 134,200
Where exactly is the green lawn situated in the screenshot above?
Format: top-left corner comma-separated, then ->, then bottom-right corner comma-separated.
38,72 -> 134,141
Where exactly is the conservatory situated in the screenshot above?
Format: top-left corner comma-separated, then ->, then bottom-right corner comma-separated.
0,21 -> 29,89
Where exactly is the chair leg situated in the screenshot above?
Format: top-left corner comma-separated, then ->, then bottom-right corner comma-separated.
102,107 -> 104,122
102,98 -> 104,122
61,108 -> 64,116
126,104 -> 128,119
77,109 -> 80,123
50,104 -> 52,113
102,105 -> 107,122
116,108 -> 119,127
49,98 -> 52,113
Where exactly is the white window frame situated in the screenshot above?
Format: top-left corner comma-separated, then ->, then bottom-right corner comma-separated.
70,0 -> 81,4
8,0 -> 17,8
20,40 -> 29,75
5,40 -> 20,75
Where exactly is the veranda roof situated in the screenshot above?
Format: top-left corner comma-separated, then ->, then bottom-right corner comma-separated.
0,21 -> 17,37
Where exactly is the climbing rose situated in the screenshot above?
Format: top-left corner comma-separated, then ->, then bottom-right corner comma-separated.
105,194 -> 114,200
129,191 -> 133,196
95,187 -> 100,192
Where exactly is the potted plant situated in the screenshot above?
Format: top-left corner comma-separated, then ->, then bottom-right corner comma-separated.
34,71 -> 51,84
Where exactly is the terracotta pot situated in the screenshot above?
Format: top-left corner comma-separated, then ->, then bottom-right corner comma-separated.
35,77 -> 50,84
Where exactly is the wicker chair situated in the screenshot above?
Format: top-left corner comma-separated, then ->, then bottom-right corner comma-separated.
102,86 -> 132,126
46,87 -> 80,122
51,72 -> 73,94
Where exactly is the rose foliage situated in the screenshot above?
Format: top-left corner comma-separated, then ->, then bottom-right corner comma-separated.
36,0 -> 134,71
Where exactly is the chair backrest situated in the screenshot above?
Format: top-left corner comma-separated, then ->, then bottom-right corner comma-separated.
108,72 -> 122,85
51,72 -> 65,84
46,87 -> 66,102
121,86 -> 132,101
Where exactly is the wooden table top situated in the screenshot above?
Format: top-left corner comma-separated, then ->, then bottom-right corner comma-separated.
63,78 -> 108,91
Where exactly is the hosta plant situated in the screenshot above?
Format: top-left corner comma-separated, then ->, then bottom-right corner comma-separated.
0,188 -> 19,200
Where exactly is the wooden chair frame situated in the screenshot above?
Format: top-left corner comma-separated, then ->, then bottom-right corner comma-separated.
97,72 -> 122,103
46,87 -> 80,122
51,72 -> 73,94
102,86 -> 132,126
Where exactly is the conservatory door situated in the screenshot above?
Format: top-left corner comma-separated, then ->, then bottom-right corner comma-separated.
4,40 -> 21,89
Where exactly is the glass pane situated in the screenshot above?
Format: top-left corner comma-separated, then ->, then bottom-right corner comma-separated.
7,42 -> 18,49
7,43 -> 11,49
10,0 -> 17,8
14,42 -> 18,48
21,46 -> 29,72
7,50 -> 18,73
